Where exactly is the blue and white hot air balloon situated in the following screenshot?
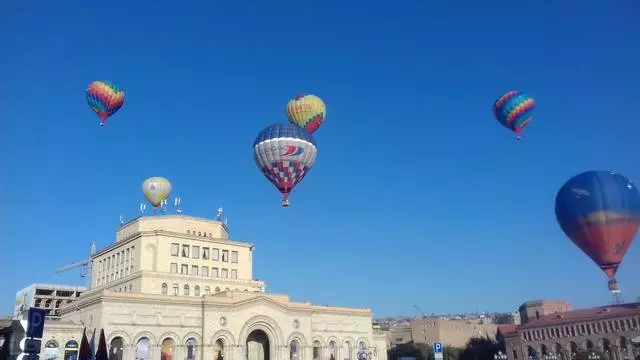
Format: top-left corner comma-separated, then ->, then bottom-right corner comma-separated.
253,123 -> 318,207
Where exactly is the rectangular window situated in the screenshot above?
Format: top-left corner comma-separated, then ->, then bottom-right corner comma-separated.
126,248 -> 130,261
231,269 -> 237,280
231,251 -> 238,263
221,268 -> 228,278
181,264 -> 188,275
181,245 -> 190,258
192,265 -> 199,276
202,266 -> 209,277
173,284 -> 178,296
211,267 -> 219,277
212,248 -> 219,261
170,263 -> 178,273
202,247 -> 210,260
130,246 -> 135,261
171,243 -> 179,256
192,246 -> 200,259
125,267 -> 129,276
222,250 -> 229,262
116,253 -> 120,265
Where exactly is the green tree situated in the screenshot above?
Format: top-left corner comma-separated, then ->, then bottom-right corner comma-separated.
458,336 -> 501,360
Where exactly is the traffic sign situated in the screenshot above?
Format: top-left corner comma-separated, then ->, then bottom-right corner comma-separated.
26,308 -> 46,339
433,342 -> 444,360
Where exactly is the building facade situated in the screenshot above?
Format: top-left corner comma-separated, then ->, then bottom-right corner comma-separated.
410,318 -> 497,349
503,301 -> 640,360
13,284 -> 86,318
33,214 -> 388,360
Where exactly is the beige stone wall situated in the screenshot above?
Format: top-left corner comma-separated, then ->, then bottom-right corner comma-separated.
410,319 -> 496,348
42,290 -> 380,360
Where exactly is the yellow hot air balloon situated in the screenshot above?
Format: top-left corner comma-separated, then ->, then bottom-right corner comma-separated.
142,177 -> 172,208
286,94 -> 326,134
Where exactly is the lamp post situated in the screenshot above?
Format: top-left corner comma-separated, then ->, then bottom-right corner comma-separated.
588,353 -> 600,360
495,351 -> 507,360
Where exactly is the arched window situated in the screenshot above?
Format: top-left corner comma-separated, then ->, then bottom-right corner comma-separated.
184,285 -> 190,296
195,285 -> 200,296
313,340 -> 321,360
343,341 -> 352,360
186,338 -> 197,360
161,283 -> 168,295
109,337 -> 124,360
136,338 -> 151,360
290,339 -> 300,360
214,339 -> 225,360
205,286 -> 211,295
172,284 -> 178,296
357,342 -> 367,360
43,339 -> 59,360
161,338 -> 174,360
224,287 -> 230,291
328,341 -> 337,360
215,287 -> 220,293
64,340 -> 79,360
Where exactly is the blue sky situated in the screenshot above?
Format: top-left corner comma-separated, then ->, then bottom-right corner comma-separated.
1,0 -> 639,318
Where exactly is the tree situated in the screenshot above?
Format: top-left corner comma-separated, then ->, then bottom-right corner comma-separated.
458,336 -> 501,360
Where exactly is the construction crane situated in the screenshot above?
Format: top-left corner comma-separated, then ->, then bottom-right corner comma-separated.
414,304 -> 428,318
55,241 -> 97,288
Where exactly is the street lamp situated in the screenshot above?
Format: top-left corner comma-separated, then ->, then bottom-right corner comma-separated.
588,353 -> 600,360
495,351 -> 507,360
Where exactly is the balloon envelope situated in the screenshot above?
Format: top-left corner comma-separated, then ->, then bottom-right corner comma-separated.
86,80 -> 125,126
492,91 -> 534,138
286,94 -> 326,134
555,170 -> 640,279
142,177 -> 172,208
253,123 -> 317,204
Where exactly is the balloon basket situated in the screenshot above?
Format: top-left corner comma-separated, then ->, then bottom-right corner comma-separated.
281,199 -> 290,207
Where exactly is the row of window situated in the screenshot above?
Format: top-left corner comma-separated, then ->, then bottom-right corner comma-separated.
112,284 -> 133,293
96,265 -> 134,286
171,243 -> 238,263
160,283 -> 249,296
521,317 -> 640,342
97,246 -> 135,271
169,263 -> 238,279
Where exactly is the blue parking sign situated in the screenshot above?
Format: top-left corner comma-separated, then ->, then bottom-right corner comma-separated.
433,342 -> 443,354
26,307 -> 47,339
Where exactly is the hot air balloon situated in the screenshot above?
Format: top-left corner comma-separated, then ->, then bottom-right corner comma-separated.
142,177 -> 172,209
253,123 -> 318,207
286,94 -> 326,134
492,90 -> 535,140
86,80 -> 125,126
555,170 -> 640,302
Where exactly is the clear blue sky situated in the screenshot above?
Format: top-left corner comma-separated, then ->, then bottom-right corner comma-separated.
1,0 -> 639,318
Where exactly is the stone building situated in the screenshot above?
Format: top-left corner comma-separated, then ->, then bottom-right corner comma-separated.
31,214 -> 388,360
410,318 -> 497,349
503,301 -> 640,360
13,284 -> 86,319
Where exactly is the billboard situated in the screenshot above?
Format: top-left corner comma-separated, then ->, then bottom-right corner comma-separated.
13,286 -> 36,318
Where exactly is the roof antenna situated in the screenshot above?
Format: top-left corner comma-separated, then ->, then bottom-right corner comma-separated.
216,207 -> 224,221
174,196 -> 182,214
119,214 -> 124,226
161,199 -> 168,214
140,203 -> 147,216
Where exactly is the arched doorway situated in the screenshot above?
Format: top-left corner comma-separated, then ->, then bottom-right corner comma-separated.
246,330 -> 270,360
109,337 -> 124,360
64,340 -> 79,360
161,338 -> 175,360
136,338 -> 151,360
43,339 -> 59,360
214,339 -> 225,360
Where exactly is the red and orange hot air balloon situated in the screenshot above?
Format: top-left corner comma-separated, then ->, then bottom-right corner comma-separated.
555,170 -> 640,302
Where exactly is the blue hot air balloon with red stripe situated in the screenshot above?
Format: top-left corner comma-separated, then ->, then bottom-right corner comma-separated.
555,170 -> 640,300
493,90 -> 535,140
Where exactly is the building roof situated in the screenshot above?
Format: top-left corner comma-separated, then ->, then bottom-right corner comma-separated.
497,325 -> 519,335
520,302 -> 640,329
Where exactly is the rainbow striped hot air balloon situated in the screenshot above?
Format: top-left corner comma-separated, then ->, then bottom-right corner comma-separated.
286,94 -> 326,134
86,80 -> 125,126
253,123 -> 318,207
492,90 -> 535,140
